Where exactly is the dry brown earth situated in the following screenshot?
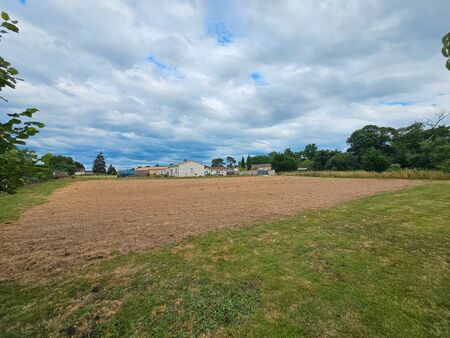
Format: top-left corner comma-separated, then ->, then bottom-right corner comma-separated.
0,176 -> 422,280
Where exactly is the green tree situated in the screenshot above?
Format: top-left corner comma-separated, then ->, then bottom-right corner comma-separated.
362,148 -> 391,172
313,150 -> 340,170
347,125 -> 397,156
271,153 -> 298,172
303,144 -> 317,160
107,164 -> 117,175
211,158 -> 224,167
239,156 -> 245,168
298,159 -> 315,170
442,32 -> 450,71
250,154 -> 272,164
246,155 -> 251,170
325,153 -> 357,171
92,152 -> 106,174
0,148 -> 42,193
284,148 -> 295,157
226,156 -> 236,168
41,153 -> 84,175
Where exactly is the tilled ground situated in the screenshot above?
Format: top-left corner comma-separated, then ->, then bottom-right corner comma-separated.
0,176 -> 422,281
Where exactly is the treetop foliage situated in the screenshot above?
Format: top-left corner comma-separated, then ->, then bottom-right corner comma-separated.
442,32 -> 450,71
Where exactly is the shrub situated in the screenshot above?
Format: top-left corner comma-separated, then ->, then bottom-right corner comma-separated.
387,163 -> 402,172
0,148 -> 41,193
362,148 -> 391,172
325,153 -> 357,171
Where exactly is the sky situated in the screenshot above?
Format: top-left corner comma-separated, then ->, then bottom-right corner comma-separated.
1,0 -> 449,169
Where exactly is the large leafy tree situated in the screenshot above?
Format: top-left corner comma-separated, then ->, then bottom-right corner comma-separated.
1,11 -> 44,153
303,144 -> 317,160
92,152 -> 106,174
325,153 -> 357,171
271,153 -> 297,172
211,158 -> 224,167
41,153 -> 84,175
362,148 -> 391,172
313,149 -> 340,170
225,156 -> 236,168
347,125 -> 397,156
442,32 -> 450,71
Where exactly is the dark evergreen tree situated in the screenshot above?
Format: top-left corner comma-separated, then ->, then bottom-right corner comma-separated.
92,152 -> 106,173
246,155 -> 251,170
240,156 -> 245,168
107,164 -> 117,175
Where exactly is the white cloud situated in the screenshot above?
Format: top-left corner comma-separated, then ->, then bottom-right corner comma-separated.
1,0 -> 449,168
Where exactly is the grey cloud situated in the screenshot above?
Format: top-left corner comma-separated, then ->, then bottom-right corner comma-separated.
0,0 -> 449,167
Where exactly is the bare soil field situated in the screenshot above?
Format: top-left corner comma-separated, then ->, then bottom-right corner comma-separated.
0,176 -> 422,281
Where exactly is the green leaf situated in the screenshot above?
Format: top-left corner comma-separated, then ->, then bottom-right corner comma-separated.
1,11 -> 10,21
1,22 -> 18,33
31,122 -> 45,128
10,118 -> 21,124
17,133 -> 29,139
442,47 -> 449,58
25,127 -> 38,135
22,108 -> 38,117
7,67 -> 18,76
444,32 -> 450,44
446,59 -> 450,71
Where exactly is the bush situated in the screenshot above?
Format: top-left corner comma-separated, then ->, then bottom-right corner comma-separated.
362,148 -> 391,172
0,148 -> 41,193
387,163 -> 402,172
298,159 -> 315,170
271,154 -> 298,172
437,159 -> 450,173
325,153 -> 357,171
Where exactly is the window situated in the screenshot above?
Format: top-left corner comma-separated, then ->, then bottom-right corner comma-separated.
190,168 -> 193,173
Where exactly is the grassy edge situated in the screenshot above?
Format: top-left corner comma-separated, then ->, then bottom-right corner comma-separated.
0,179 -> 72,223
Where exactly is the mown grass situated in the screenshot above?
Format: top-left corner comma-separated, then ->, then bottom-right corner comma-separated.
0,182 -> 449,337
283,169 -> 450,180
0,179 -> 71,223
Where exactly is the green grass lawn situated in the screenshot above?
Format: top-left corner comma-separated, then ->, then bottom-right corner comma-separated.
0,179 -> 71,223
0,182 -> 449,337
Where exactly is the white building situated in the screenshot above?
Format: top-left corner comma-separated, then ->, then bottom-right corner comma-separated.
167,160 -> 206,177
206,166 -> 229,176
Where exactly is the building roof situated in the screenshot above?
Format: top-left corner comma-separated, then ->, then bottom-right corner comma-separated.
168,160 -> 203,168
251,163 -> 272,169
136,166 -> 168,171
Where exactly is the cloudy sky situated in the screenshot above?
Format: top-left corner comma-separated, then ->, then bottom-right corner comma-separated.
1,0 -> 449,168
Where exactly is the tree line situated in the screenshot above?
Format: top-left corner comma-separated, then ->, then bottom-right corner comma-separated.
224,116 -> 449,173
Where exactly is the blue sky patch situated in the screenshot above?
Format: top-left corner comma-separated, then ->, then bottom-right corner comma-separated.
146,54 -> 184,79
379,100 -> 414,106
207,20 -> 233,45
249,72 -> 268,86
19,0 -> 27,4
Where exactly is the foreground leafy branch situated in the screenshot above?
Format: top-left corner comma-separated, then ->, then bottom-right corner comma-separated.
443,32 -> 450,71
0,11 -> 44,193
